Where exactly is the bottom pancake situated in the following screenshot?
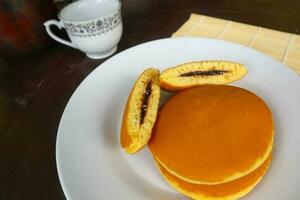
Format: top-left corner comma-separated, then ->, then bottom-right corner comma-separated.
155,154 -> 272,200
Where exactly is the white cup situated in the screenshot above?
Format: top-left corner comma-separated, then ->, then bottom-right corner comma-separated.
44,0 -> 122,59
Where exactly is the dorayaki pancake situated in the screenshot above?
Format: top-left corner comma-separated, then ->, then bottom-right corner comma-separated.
120,68 -> 160,154
159,61 -> 247,92
156,154 -> 272,200
148,85 -> 274,184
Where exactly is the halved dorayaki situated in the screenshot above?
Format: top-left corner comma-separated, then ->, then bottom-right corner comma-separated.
120,68 -> 160,154
159,61 -> 247,91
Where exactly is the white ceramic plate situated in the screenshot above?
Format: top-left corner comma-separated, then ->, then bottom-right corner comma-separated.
56,38 -> 300,200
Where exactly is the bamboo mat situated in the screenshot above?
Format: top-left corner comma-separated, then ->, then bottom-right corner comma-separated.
172,14 -> 300,75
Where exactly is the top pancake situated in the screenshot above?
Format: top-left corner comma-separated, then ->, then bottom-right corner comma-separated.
148,85 -> 274,184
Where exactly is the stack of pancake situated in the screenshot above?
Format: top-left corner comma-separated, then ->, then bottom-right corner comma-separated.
148,85 -> 274,199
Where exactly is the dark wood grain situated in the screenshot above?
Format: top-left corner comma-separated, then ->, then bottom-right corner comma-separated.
0,0 -> 299,199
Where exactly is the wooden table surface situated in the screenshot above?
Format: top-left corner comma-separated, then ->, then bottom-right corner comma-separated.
1,0 -> 299,199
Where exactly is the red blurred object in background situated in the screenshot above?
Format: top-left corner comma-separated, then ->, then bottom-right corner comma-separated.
0,0 -> 57,57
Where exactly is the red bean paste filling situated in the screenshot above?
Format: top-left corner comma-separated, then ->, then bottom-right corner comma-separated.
180,70 -> 228,77
140,81 -> 152,125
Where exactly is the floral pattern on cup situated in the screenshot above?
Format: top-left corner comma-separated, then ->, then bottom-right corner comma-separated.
64,11 -> 121,37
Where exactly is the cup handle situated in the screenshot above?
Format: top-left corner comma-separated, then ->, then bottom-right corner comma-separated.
43,20 -> 76,48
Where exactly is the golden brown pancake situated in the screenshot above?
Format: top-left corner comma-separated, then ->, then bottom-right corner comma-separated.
156,154 -> 272,200
159,61 -> 247,92
120,68 -> 160,154
148,85 -> 274,184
